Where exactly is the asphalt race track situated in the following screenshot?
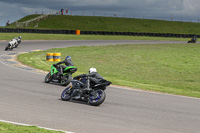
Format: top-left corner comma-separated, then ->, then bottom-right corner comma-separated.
0,40 -> 200,133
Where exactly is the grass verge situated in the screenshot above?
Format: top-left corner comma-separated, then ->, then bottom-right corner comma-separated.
0,122 -> 64,133
17,43 -> 200,98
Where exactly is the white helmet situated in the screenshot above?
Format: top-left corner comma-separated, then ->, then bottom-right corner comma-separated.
89,68 -> 97,73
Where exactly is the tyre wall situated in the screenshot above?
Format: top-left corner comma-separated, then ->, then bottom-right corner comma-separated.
0,28 -> 199,38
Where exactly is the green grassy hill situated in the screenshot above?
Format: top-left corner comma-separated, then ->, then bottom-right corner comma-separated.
8,14 -> 200,34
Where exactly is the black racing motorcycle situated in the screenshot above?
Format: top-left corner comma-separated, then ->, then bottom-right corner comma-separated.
61,74 -> 112,106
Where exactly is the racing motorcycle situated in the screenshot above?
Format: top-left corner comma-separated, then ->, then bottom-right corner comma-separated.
44,65 -> 77,86
187,35 -> 197,43
5,40 -> 15,50
61,74 -> 112,106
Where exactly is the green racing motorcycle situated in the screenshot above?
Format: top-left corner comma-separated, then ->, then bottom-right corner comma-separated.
44,65 -> 77,86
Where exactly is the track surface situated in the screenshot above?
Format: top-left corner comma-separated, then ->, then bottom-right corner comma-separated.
0,40 -> 200,133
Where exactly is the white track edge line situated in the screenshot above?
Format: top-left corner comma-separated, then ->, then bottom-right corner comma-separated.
0,119 -> 74,133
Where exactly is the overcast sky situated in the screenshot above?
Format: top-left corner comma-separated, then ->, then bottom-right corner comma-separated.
0,0 -> 199,26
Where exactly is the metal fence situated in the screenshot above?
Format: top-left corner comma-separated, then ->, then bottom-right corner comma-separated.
36,10 -> 200,23
16,13 -> 53,28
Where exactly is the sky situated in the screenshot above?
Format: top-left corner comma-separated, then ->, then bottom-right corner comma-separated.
0,0 -> 200,26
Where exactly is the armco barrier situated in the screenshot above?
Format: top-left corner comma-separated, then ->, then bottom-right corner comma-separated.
0,28 -> 198,38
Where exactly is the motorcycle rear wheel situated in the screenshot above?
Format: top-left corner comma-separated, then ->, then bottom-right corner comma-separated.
60,74 -> 72,86
88,89 -> 106,106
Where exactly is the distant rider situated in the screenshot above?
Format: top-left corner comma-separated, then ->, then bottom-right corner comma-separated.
53,56 -> 74,77
192,35 -> 197,41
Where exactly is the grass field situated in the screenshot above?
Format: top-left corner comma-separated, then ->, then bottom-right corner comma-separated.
17,43 -> 200,98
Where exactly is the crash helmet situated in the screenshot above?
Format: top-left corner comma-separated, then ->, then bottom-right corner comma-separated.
65,56 -> 71,60
18,36 -> 21,39
89,68 -> 97,73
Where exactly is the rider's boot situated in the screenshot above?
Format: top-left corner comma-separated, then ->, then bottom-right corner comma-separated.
57,67 -> 63,77
71,89 -> 81,99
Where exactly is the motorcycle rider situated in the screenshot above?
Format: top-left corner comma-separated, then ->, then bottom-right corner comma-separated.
88,68 -> 105,84
74,68 -> 104,84
17,36 -> 22,43
72,68 -> 104,99
192,35 -> 197,42
53,56 -> 74,77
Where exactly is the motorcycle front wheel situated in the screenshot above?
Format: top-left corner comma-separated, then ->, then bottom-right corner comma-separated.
44,72 -> 52,83
5,47 -> 8,51
88,89 -> 106,106
61,87 -> 72,101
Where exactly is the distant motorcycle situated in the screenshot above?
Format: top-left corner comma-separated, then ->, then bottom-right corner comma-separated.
188,35 -> 197,43
61,74 -> 112,106
5,36 -> 22,50
44,65 -> 77,86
